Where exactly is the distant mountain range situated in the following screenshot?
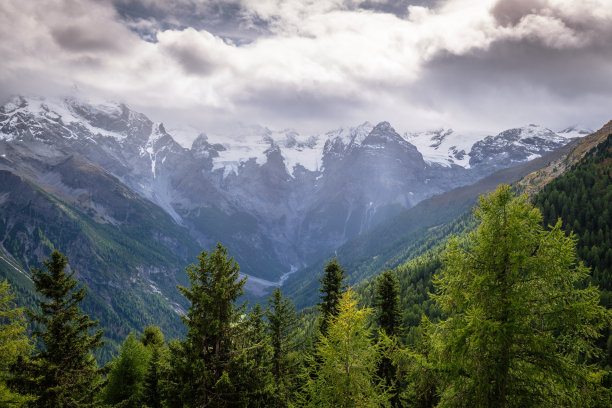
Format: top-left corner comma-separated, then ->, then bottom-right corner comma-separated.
0,96 -> 588,279
0,94 -> 591,353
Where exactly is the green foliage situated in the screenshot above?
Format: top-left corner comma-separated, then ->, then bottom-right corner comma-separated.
0,280 -> 32,407
427,185 -> 611,407
265,288 -> 300,406
304,288 -> 390,407
266,288 -> 298,379
375,270 -> 402,338
375,270 -> 403,407
141,326 -> 165,348
142,345 -> 164,408
532,133 -> 612,307
104,333 -> 151,407
0,173 -> 195,361
318,257 -> 347,336
24,250 -> 105,407
170,243 -> 250,407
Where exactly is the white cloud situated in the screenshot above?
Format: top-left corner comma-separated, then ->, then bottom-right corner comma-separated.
1,0 -> 611,137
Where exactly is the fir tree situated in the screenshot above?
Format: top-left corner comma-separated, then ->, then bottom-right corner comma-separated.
318,257 -> 347,336
25,250 -> 104,407
428,185 -> 611,407
0,280 -> 32,407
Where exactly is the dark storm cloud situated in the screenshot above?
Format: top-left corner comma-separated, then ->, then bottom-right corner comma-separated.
491,0 -> 548,26
162,42 -> 219,76
51,25 -> 126,52
408,33 -> 612,130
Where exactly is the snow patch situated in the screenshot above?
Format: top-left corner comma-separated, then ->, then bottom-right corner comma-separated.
405,128 -> 485,168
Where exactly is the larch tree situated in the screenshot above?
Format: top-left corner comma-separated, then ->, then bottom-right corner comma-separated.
0,280 -> 32,407
427,185 -> 611,407
306,288 -> 390,408
25,250 -> 104,408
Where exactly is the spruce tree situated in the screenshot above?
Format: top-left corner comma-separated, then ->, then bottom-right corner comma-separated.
266,287 -> 298,380
141,326 -> 165,408
266,287 -> 299,407
143,346 -> 162,408
374,270 -> 402,407
236,303 -> 274,407
375,270 -> 402,337
317,257 -> 347,336
26,250 -> 104,407
428,185 -> 611,407
173,243 -> 248,407
0,280 -> 32,407
103,333 -> 150,407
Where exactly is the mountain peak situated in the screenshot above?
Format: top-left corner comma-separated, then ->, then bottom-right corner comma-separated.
362,121 -> 405,146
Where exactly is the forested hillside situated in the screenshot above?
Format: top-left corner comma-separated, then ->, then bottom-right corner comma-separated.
3,182 -> 610,407
533,133 -> 612,306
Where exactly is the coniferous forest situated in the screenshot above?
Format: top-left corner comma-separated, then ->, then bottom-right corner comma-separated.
1,137 -> 612,407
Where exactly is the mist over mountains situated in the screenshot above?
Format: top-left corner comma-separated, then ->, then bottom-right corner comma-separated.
0,95 -> 588,287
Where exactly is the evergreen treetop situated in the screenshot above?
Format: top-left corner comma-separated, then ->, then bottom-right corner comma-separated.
428,185 -> 611,407
26,250 -> 104,408
318,257 -> 347,336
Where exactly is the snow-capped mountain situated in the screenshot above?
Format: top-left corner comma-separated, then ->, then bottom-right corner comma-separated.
0,96 -> 586,285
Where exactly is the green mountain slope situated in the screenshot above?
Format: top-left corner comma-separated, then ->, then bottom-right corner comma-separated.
532,133 -> 612,307
0,169 -> 201,360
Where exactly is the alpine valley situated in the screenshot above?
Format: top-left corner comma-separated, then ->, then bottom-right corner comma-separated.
0,95 -> 592,355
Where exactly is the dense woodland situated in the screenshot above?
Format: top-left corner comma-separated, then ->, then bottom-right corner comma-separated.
1,136 -> 612,407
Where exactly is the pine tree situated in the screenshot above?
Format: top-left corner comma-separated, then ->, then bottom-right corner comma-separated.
173,243 -> 248,407
428,185 -> 611,407
0,280 -> 32,407
374,270 -> 402,407
318,257 -> 347,336
305,288 -> 390,407
25,250 -> 104,407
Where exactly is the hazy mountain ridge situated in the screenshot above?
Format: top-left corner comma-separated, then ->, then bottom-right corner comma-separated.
0,96 -> 586,284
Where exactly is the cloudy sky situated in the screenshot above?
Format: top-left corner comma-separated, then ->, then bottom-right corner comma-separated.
1,0 -> 611,141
